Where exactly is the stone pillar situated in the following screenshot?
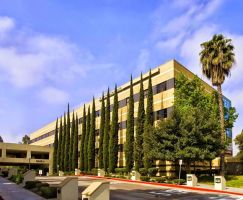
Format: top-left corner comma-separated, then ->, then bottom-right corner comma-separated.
186,174 -> 198,187
98,169 -> 105,177
57,177 -> 78,200
131,171 -> 141,181
49,148 -> 53,175
214,176 -> 226,190
82,181 -> 110,200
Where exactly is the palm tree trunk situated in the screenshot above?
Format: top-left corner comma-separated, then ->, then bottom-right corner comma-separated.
217,84 -> 225,176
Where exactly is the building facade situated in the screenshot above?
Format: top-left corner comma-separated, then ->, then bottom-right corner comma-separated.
29,59 -> 233,168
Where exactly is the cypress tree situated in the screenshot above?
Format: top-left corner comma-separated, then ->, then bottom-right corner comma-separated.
53,118 -> 59,174
84,106 -> 90,172
58,116 -> 63,171
125,77 -> 134,172
109,85 -> 119,173
74,113 -> 79,169
103,88 -> 110,172
61,113 -> 66,171
80,105 -> 86,171
66,103 -> 71,171
88,98 -> 96,171
98,93 -> 105,169
70,111 -> 75,171
134,74 -> 145,171
143,70 -> 154,170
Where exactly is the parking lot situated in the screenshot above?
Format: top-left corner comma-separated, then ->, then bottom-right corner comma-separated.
36,176 -> 243,200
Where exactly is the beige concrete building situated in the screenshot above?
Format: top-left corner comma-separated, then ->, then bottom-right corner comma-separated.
0,142 -> 53,174
29,59 -> 232,171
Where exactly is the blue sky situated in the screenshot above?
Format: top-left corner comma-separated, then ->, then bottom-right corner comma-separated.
0,0 -> 243,154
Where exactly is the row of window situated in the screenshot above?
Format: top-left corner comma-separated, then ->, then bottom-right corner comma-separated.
31,107 -> 173,144
30,130 -> 55,144
79,78 -> 174,124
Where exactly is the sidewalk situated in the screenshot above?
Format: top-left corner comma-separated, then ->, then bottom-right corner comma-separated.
0,177 -> 44,200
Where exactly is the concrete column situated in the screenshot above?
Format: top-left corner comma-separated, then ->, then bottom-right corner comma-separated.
2,149 -> 6,158
49,149 -> 53,175
27,150 -> 31,159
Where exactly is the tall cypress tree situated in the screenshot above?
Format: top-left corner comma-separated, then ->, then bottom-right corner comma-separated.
98,93 -> 105,169
88,98 -> 96,171
80,105 -> 86,171
143,70 -> 154,170
58,116 -> 63,171
53,118 -> 59,174
66,104 -> 71,171
70,111 -> 75,171
109,85 -> 119,173
125,77 -> 134,172
61,113 -> 66,171
74,113 -> 79,169
84,106 -> 90,172
134,74 -> 145,171
103,88 -> 110,172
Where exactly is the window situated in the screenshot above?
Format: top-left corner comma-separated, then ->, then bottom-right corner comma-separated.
156,82 -> 166,93
119,144 -> 124,152
95,129 -> 100,136
119,99 -> 126,108
134,93 -> 139,102
166,78 -> 175,90
79,117 -> 83,124
156,109 -> 167,120
95,110 -> 100,117
119,121 -> 127,130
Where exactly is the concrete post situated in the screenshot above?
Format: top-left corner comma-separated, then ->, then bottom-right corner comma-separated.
186,174 -> 197,187
131,171 -> 141,181
23,170 -> 36,185
82,181 -> 110,200
214,176 -> 226,190
75,168 -> 80,175
8,168 -> 18,178
98,169 -> 105,177
57,177 -> 78,200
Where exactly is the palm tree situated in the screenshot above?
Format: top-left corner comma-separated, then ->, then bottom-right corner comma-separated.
199,34 -> 235,175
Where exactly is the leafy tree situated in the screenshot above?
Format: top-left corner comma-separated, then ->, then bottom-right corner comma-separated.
109,85 -> 119,173
88,98 -> 96,171
80,105 -> 86,171
200,34 -> 235,175
84,106 -> 90,172
98,93 -> 105,169
57,117 -> 63,171
22,135 -> 30,144
125,76 -> 134,172
151,74 -> 222,173
61,113 -> 66,171
53,118 -> 59,173
70,112 -> 75,171
235,130 -> 243,160
134,74 -> 145,171
73,113 -> 79,169
103,88 -> 110,172
143,70 -> 154,170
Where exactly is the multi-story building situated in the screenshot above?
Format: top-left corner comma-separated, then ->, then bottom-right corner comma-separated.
29,59 -> 233,168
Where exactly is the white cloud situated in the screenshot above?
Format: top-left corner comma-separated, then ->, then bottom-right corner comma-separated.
134,49 -> 150,74
39,87 -> 69,105
0,16 -> 95,88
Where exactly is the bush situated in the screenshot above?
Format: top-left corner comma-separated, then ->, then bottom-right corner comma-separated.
2,171 -> 8,177
24,181 -> 41,189
91,168 -> 98,175
36,182 -> 49,190
104,174 -> 112,178
116,175 -> 126,179
15,174 -> 23,184
172,179 -> 186,184
153,177 -> 166,183
148,168 -> 158,177
40,186 -> 57,199
115,168 -> 126,175
139,168 -> 147,176
140,176 -> 150,182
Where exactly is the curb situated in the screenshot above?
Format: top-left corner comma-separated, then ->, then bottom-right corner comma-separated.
78,174 -> 243,197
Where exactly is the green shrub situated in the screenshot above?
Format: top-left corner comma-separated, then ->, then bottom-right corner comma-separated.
36,182 -> 49,190
116,175 -> 126,179
15,174 -> 23,184
40,186 -> 57,199
139,168 -> 147,176
91,168 -> 98,175
115,168 -> 126,175
153,177 -> 166,183
148,168 -> 158,177
2,171 -> 8,177
104,174 -> 111,178
172,179 -> 186,184
140,176 -> 150,182
24,181 -> 41,189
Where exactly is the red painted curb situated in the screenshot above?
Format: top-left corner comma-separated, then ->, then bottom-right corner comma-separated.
77,174 -> 243,196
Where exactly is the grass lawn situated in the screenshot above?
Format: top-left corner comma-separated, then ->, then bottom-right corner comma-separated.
198,175 -> 243,188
